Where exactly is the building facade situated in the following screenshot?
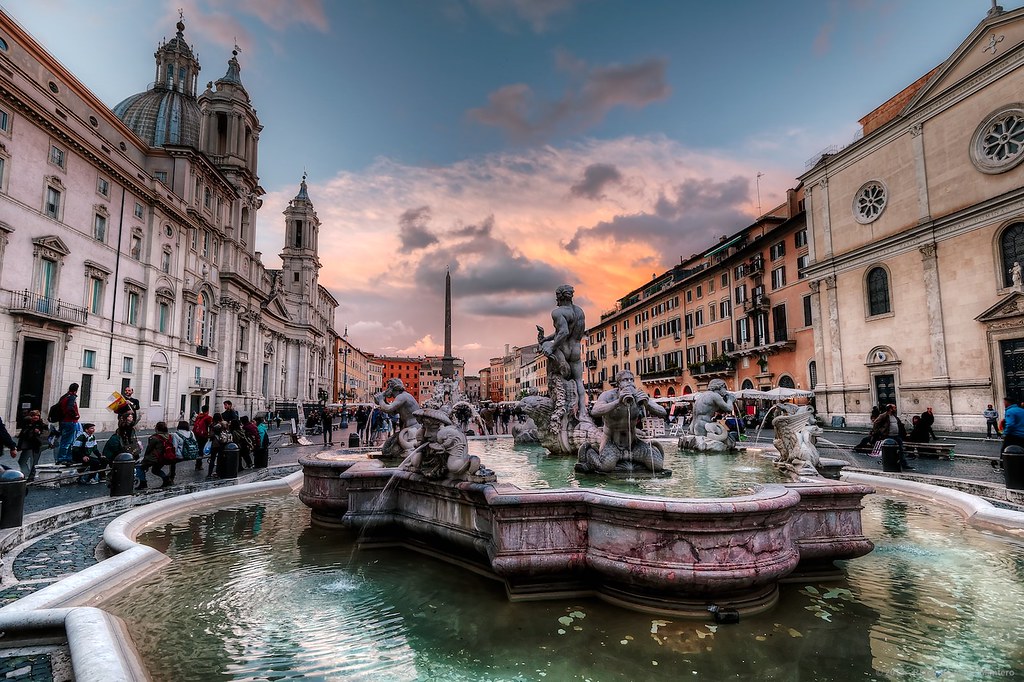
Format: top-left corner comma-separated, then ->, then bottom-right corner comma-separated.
801,5 -> 1024,430
0,12 -> 337,428
376,356 -> 422,401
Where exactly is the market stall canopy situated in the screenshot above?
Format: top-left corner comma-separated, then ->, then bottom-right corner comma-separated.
652,395 -> 696,404
735,387 -> 814,400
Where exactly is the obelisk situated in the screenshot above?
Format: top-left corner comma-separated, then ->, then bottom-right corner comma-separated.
441,268 -> 455,379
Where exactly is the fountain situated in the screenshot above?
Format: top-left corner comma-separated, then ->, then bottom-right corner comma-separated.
299,284 -> 875,616
677,378 -> 743,453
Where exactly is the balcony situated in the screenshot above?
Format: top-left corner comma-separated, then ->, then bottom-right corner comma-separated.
196,345 -> 210,357
725,328 -> 797,357
189,377 -> 215,392
639,367 -> 683,382
742,294 -> 770,312
688,360 -> 735,378
9,290 -> 87,326
747,258 -> 765,276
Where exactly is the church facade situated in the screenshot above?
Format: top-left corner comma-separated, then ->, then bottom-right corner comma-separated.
0,12 -> 338,429
802,5 -> 1024,430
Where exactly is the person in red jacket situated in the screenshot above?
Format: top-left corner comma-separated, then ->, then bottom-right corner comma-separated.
192,405 -> 213,471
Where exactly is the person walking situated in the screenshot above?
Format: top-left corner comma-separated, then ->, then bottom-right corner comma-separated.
229,418 -> 254,469
192,406 -> 213,471
0,415 -> 18,471
15,410 -> 47,481
222,400 -> 239,424
137,422 -> 175,489
356,406 -> 369,443
54,383 -> 80,465
172,420 -> 199,475
999,396 -> 1024,469
984,404 -> 1001,438
871,404 -> 913,470
321,407 -> 334,446
254,415 -> 270,467
206,416 -> 230,479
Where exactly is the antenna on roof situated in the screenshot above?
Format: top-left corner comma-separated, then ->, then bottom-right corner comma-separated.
756,172 -> 764,217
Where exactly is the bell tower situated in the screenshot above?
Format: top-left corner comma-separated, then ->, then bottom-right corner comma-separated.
280,174 -> 321,320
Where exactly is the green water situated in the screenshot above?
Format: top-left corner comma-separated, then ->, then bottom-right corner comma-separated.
473,439 -> 784,498
104,490 -> 1024,681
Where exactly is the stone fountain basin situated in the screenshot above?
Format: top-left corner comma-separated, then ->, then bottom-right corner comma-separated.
299,453 -> 873,616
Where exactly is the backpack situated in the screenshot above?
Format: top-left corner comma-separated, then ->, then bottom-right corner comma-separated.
193,415 -> 209,438
180,433 -> 199,460
47,397 -> 65,424
158,434 -> 177,464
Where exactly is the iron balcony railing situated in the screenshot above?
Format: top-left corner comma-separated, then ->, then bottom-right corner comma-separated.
9,290 -> 88,325
742,294 -> 770,312
196,345 -> 210,357
688,360 -> 736,377
639,367 -> 684,381
189,377 -> 215,390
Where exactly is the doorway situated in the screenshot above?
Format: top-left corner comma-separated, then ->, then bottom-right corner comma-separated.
1000,338 -> 1024,400
874,373 -> 896,411
18,338 -> 50,416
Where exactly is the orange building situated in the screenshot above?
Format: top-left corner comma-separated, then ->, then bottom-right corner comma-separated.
375,356 -> 423,402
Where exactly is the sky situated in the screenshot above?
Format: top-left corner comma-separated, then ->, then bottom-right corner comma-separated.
0,0 -> 999,372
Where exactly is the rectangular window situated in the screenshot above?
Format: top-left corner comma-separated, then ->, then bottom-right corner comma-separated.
83,349 -> 96,369
685,290 -> 692,303
49,145 -> 66,169
708,279 -> 714,293
93,214 -> 106,242
152,374 -> 162,403
770,241 -> 786,261
709,303 -> 716,322
161,250 -> 171,273
795,229 -> 807,248
90,278 -> 103,314
803,295 -> 813,328
239,324 -> 248,351
734,284 -> 747,304
720,299 -> 731,319
0,157 -> 5,192
158,302 -> 169,333
97,177 -> 110,197
696,284 -> 703,299
771,266 -> 786,290
126,291 -> 140,326
80,374 -> 92,409
695,309 -> 704,326
736,318 -> 750,345
0,108 -> 9,133
190,228 -> 198,251
202,231 -> 209,258
797,254 -> 809,277
123,356 -> 134,373
134,201 -> 144,219
45,186 -> 61,219
155,171 -> 168,184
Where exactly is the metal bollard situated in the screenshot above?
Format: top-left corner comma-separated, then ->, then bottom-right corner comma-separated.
1003,445 -> 1024,491
110,452 -> 136,497
0,468 -> 27,529
218,442 -> 240,479
880,438 -> 901,473
348,432 -> 361,448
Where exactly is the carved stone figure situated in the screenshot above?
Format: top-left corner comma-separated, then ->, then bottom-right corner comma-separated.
771,405 -> 823,478
1013,261 -> 1023,291
537,285 -> 588,421
511,416 -> 542,445
400,408 -> 495,482
688,379 -> 737,436
374,378 -> 422,460
519,394 -> 601,455
576,370 -> 668,474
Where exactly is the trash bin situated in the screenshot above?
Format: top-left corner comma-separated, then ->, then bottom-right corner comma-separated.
110,453 -> 136,497
219,442 -> 240,479
880,438 -> 901,473
348,432 -> 361,448
0,468 -> 27,529
254,445 -> 268,469
1003,445 -> 1024,491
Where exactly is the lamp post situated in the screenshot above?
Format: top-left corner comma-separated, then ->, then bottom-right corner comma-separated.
340,342 -> 350,429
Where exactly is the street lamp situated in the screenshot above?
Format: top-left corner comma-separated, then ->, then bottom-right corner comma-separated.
340,341 -> 350,429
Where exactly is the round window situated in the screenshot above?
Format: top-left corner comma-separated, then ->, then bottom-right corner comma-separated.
852,180 -> 887,224
971,104 -> 1024,174
0,37 -> 9,51
164,225 -> 174,237
48,81 -> 59,94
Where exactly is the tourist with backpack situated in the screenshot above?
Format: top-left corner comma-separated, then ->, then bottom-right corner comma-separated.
71,423 -> 108,484
15,410 -> 46,481
137,421 -> 175,489
254,415 -> 270,468
205,415 -> 230,479
51,383 -> 80,465
173,419 -> 199,468
230,418 -> 254,469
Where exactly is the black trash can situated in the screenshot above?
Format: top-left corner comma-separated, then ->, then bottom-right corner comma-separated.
0,468 -> 27,529
110,452 -> 136,497
880,438 -> 902,473
254,446 -> 268,469
1003,445 -> 1024,491
219,442 -> 240,479
348,432 -> 361,448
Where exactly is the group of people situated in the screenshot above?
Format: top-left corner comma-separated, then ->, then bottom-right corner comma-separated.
854,404 -> 939,470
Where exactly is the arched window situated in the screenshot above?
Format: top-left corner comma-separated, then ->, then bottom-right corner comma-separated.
867,267 -> 890,316
1000,223 -> 1024,287
741,379 -> 754,390
808,361 -> 818,389
667,387 -> 676,397
193,292 -> 208,346
779,375 -> 796,389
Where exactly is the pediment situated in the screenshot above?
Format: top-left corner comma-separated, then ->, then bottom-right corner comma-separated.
976,291 -> 1024,322
32,235 -> 70,256
904,8 -> 1024,114
264,294 -> 291,321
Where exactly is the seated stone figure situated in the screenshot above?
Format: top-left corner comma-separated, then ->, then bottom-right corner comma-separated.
401,408 -> 495,482
373,378 -> 422,461
577,370 -> 668,474
688,379 -> 737,437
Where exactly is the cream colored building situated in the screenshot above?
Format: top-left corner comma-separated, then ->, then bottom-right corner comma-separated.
801,5 -> 1024,430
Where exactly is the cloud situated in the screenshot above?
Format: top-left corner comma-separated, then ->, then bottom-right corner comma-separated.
398,206 -> 439,253
570,163 -> 623,200
254,135 -> 783,371
468,54 -> 669,139
397,335 -> 444,357
813,1 -> 839,57
168,0 -> 328,54
563,176 -> 751,268
468,0 -> 587,33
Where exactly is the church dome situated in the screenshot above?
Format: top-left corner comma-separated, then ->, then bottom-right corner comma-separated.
112,17 -> 202,148
113,88 -> 201,148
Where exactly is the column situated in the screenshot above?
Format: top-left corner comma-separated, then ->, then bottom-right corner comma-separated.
818,178 -> 834,257
824,275 -> 845,412
920,243 -> 949,378
910,123 -> 931,224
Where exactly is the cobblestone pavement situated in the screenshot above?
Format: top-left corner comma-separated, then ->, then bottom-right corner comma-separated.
0,646 -> 69,682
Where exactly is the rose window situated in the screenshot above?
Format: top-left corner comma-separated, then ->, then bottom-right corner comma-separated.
971,105 -> 1024,174
853,181 -> 887,224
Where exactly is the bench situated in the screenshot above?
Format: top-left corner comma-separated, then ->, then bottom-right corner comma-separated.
903,441 -> 955,460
